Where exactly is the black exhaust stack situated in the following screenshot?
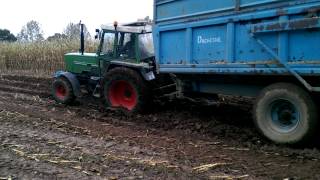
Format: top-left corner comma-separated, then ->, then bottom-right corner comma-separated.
80,22 -> 85,55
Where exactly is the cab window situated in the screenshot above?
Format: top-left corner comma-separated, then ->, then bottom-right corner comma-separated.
118,33 -> 136,59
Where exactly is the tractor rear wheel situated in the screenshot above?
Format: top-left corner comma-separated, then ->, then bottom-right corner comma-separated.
103,67 -> 151,113
52,77 -> 76,104
254,83 -> 318,145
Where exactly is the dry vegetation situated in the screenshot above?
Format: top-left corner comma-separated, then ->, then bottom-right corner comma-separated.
0,40 -> 98,76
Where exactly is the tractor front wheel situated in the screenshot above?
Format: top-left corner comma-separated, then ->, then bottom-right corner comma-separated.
52,77 -> 76,104
103,67 -> 151,113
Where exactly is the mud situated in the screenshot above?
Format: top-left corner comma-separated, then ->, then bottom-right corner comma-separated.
0,74 -> 320,179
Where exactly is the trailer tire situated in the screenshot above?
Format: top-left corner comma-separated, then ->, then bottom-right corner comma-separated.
103,67 -> 151,114
52,77 -> 76,104
254,83 -> 318,145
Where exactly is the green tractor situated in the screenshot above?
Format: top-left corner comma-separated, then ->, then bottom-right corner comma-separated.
52,21 -> 156,113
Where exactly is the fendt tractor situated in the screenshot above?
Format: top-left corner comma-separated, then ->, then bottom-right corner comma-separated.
53,0 -> 320,145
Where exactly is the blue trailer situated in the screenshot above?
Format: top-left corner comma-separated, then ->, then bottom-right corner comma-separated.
154,0 -> 320,86
152,0 -> 320,144
52,0 -> 320,145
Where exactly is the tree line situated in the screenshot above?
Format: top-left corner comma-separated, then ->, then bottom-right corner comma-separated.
0,20 -> 91,43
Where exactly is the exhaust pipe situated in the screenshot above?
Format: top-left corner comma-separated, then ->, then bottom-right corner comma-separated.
80,23 -> 85,55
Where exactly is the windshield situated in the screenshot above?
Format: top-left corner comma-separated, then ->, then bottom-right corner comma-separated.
101,31 -> 154,60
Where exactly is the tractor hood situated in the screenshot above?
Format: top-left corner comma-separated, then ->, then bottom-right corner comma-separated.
64,52 -> 99,74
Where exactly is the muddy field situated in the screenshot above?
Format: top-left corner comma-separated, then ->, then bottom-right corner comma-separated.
0,74 -> 320,180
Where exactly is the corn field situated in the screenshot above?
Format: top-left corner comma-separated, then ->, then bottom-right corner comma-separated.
0,40 -> 98,76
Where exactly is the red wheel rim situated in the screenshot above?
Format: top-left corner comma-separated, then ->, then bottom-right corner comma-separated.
108,80 -> 137,111
56,85 -> 67,99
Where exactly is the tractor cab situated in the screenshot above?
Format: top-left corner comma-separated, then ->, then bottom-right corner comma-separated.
62,21 -> 154,78
98,21 -> 154,64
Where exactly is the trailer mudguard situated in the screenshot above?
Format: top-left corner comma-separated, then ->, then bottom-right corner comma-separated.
54,71 -> 81,97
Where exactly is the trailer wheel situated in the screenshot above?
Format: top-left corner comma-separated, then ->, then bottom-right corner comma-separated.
254,83 -> 318,145
52,77 -> 76,104
103,67 -> 150,113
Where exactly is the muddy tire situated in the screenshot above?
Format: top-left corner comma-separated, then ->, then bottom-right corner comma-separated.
103,67 -> 151,114
52,77 -> 76,104
254,83 -> 318,145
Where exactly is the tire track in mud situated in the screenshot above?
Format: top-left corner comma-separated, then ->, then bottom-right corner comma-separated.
1,74 -> 320,179
0,74 -> 51,85
0,76 -> 201,179
0,110 -> 189,179
0,84 -> 49,98
0,75 -> 51,98
0,98 -> 255,179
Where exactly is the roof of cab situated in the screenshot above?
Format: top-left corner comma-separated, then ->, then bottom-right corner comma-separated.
101,21 -> 152,34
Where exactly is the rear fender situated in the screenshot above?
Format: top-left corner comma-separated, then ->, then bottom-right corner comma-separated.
54,71 -> 81,97
108,61 -> 155,81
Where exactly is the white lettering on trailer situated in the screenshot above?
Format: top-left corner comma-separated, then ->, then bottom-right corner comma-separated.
197,36 -> 222,44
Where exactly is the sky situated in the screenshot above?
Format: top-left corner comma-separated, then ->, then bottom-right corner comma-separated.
0,0 -> 153,38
